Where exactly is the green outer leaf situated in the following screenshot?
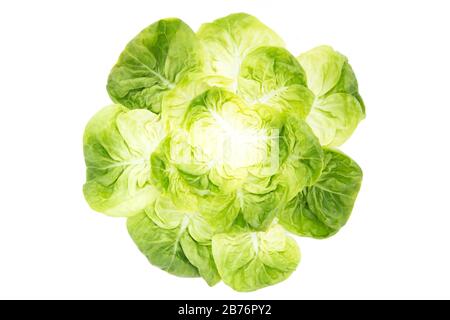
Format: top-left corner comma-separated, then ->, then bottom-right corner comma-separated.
107,18 -> 203,113
238,186 -> 286,231
180,233 -> 221,286
128,196 -> 220,285
150,191 -> 216,243
238,46 -> 314,119
275,116 -> 324,201
307,93 -> 364,147
197,192 -> 241,233
212,224 -> 300,292
297,45 -> 346,97
127,212 -> 199,277
83,105 -> 163,217
327,61 -> 366,115
297,45 -> 365,146
279,148 -> 363,238
198,13 -> 284,90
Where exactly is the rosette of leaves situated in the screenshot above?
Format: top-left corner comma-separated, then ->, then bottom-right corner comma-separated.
83,13 -> 364,292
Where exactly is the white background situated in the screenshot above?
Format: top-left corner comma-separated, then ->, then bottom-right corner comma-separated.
0,0 -> 449,299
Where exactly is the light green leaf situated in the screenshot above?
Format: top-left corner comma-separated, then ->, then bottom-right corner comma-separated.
275,116 -> 324,201
180,233 -> 221,286
297,46 -> 365,146
297,45 -> 346,96
198,13 -> 284,91
279,148 -> 363,238
107,18 -> 203,113
161,74 -> 234,131
238,46 -> 314,118
197,191 -> 241,233
129,198 -> 220,285
83,105 -> 164,217
212,224 -> 300,292
237,186 -> 286,230
150,192 -> 214,243
307,93 -> 364,147
127,212 -> 199,277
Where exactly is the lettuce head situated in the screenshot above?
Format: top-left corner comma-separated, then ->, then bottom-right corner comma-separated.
83,13 -> 364,292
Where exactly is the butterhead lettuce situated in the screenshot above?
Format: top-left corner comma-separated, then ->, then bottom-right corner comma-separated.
83,13 -> 365,292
